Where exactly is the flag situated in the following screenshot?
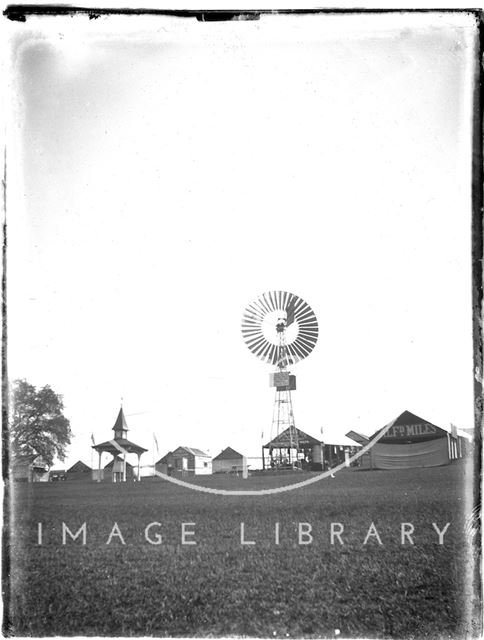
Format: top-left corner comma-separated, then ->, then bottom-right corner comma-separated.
91,433 -> 95,445
153,433 -> 159,454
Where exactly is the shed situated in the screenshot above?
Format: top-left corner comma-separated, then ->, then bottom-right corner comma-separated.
213,447 -> 246,474
104,456 -> 135,482
156,446 -> 212,476
49,469 -> 67,482
11,454 -> 49,482
66,460 -> 92,482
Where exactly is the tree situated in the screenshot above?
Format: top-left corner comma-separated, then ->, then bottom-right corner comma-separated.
9,379 -> 72,467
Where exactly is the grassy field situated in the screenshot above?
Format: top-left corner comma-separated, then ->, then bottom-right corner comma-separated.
5,460 -> 480,638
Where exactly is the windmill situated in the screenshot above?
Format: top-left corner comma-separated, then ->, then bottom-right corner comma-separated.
241,291 -> 318,467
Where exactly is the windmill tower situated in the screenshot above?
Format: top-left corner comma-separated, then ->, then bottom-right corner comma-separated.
241,291 -> 318,467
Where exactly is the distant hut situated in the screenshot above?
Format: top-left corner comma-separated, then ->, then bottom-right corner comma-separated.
155,452 -> 174,476
66,460 -> 92,482
155,446 -> 211,476
49,469 -> 67,482
104,456 -> 135,482
11,454 -> 49,482
212,447 -> 246,474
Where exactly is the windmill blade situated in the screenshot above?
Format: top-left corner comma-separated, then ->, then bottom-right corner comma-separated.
241,291 -> 318,364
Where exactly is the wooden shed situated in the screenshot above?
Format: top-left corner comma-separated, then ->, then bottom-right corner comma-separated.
66,460 -> 92,482
49,469 -> 67,481
212,447 -> 246,474
104,456 -> 135,482
11,454 -> 49,482
156,446 -> 212,476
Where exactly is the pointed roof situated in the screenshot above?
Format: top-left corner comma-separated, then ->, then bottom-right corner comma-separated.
183,446 -> 210,457
93,437 -> 148,455
372,410 -> 447,444
156,451 -> 173,465
104,456 -> 134,469
67,460 -> 92,473
113,407 -> 129,432
170,445 -> 210,457
213,447 -> 244,461
264,427 -> 320,448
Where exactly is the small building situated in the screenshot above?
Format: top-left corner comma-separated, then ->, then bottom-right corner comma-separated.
104,456 -> 135,482
49,469 -> 67,482
213,447 -> 246,474
11,454 -> 49,482
156,446 -> 212,476
155,451 -> 173,476
65,460 -> 92,482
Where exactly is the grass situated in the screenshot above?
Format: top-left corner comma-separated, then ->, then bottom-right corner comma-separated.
4,460 -> 480,638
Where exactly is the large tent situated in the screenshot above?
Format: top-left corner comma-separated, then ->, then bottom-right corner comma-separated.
369,410 -> 455,469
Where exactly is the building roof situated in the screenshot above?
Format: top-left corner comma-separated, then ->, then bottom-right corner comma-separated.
67,460 -> 92,473
12,453 -> 49,469
156,451 -> 172,465
104,456 -> 134,469
156,446 -> 210,463
264,427 -> 321,448
112,407 -> 129,432
176,446 -> 210,457
345,430 -> 369,445
12,453 -> 40,464
213,447 -> 244,461
92,438 -> 148,455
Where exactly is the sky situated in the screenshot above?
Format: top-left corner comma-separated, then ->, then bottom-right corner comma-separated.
6,12 -> 478,470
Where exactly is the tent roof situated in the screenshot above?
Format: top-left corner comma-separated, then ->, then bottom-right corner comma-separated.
67,460 -> 92,473
213,447 -> 244,461
112,406 -> 129,431
371,410 -> 447,444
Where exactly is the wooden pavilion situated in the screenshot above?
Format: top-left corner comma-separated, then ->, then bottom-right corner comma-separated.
262,427 -> 323,471
92,407 -> 147,482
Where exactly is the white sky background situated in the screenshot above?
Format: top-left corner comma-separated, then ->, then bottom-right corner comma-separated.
6,12 -> 478,469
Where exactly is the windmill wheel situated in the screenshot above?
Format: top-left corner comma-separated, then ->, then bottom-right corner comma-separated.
241,291 -> 318,365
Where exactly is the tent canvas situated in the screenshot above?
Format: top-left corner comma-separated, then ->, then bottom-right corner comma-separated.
370,410 -> 450,469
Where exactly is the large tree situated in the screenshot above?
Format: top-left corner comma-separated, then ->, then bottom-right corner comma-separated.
10,379 -> 72,467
